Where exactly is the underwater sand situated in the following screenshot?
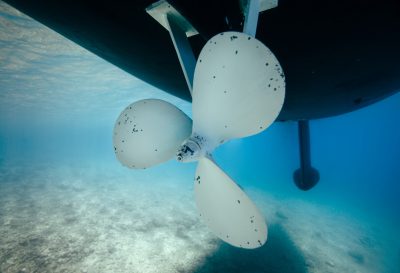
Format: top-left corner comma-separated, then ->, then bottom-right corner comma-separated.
0,162 -> 398,273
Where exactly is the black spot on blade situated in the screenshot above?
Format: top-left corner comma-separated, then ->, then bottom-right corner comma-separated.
237,200 -> 241,204
230,35 -> 238,41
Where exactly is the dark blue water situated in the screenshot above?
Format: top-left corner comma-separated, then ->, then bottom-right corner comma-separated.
0,1 -> 399,272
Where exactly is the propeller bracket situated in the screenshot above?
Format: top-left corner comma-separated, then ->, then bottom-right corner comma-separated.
146,0 -> 197,95
240,0 -> 278,37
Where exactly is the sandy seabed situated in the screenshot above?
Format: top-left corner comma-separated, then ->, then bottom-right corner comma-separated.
0,162 -> 398,273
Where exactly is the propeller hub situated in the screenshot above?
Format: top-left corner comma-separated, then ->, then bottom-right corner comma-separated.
176,133 -> 213,162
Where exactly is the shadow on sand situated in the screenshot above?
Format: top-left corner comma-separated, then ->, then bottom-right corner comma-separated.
191,224 -> 308,273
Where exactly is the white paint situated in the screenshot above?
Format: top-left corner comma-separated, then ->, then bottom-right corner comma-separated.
194,156 -> 268,249
113,99 -> 192,169
192,31 -> 285,144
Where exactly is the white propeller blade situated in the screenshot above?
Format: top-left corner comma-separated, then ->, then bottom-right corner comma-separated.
113,99 -> 192,169
192,31 -> 285,143
194,156 -> 267,249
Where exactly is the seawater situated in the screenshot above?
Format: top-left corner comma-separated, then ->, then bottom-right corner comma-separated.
0,1 -> 399,272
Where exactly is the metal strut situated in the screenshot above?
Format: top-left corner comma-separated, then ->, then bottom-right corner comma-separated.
164,14 -> 196,94
146,0 -> 198,95
241,0 -> 278,37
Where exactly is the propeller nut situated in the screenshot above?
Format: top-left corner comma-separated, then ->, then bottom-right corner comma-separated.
176,138 -> 202,163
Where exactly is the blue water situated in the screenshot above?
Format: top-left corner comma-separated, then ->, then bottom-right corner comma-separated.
0,1 -> 399,272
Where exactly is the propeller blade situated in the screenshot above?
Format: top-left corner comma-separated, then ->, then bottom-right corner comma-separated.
192,31 -> 285,143
113,99 -> 192,169
194,156 -> 267,249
